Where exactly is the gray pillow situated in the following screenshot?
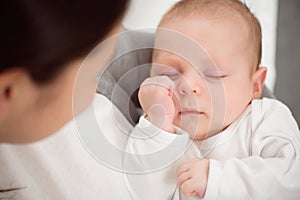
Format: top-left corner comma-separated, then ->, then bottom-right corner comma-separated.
97,29 -> 154,124
97,29 -> 275,125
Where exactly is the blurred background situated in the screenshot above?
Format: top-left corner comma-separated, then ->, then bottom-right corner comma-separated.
122,0 -> 300,126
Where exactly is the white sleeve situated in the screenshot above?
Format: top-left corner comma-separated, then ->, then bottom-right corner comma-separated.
124,116 -> 200,200
203,101 -> 300,200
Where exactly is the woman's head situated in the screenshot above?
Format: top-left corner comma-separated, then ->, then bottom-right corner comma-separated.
0,0 -> 129,143
1,0 -> 129,83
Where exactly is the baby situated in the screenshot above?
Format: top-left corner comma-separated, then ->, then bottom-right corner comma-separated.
126,0 -> 300,199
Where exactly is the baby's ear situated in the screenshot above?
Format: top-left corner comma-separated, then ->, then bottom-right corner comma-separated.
252,66 -> 267,99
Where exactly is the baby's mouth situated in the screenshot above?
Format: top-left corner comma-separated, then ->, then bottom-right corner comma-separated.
179,108 -> 206,116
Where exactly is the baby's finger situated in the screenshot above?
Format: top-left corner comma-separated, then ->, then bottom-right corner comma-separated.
177,171 -> 191,186
177,160 -> 194,176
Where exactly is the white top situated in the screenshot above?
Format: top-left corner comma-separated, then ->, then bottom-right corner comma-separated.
124,114 -> 200,200
0,94 -> 134,200
126,98 -> 300,199
1,96 -> 299,200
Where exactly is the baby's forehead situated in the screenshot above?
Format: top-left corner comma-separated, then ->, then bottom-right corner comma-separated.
152,38 -> 256,72
158,0 -> 255,48
158,1 -> 261,68
152,50 -> 217,71
156,17 -> 256,69
158,9 -> 252,43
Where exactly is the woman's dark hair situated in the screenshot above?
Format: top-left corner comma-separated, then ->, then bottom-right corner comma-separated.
0,0 -> 129,84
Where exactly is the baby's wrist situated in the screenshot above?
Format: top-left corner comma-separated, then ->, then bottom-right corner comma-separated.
145,114 -> 175,133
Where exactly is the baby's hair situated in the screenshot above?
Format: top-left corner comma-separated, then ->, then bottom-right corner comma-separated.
159,0 -> 262,69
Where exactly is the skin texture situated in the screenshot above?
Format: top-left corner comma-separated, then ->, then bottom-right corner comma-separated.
138,15 -> 266,197
0,24 -> 121,143
177,158 -> 209,197
139,76 -> 176,133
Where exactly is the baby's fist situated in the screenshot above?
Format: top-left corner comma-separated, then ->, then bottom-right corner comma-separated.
177,158 -> 210,197
138,76 -> 176,132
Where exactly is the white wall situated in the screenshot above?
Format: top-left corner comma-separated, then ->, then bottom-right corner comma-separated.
123,0 -> 278,91
244,0 -> 278,91
123,0 -> 179,29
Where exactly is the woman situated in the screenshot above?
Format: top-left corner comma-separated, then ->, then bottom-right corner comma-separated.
0,0 -> 128,143
0,0 -> 134,199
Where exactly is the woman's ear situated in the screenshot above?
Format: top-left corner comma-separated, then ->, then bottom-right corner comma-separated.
0,73 -> 14,119
0,85 -> 11,120
0,69 -> 29,120
252,66 -> 267,99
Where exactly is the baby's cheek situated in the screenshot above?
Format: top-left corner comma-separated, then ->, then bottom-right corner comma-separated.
224,103 -> 242,127
173,114 -> 181,127
172,93 -> 181,109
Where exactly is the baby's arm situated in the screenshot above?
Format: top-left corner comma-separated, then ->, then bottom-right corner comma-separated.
139,76 -> 212,197
124,110 -> 191,199
192,101 -> 300,199
125,76 -> 204,199
138,76 -> 176,133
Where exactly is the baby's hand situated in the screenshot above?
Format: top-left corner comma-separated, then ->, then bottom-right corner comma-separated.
138,76 -> 176,133
177,158 -> 209,197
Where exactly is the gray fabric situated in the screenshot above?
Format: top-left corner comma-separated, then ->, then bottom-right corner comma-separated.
97,29 -> 153,124
97,30 -> 275,125
275,0 -> 300,126
262,85 -> 276,99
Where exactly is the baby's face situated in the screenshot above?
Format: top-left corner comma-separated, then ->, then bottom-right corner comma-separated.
152,16 -> 258,140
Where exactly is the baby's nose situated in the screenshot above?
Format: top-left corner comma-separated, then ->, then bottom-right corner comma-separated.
177,74 -> 204,96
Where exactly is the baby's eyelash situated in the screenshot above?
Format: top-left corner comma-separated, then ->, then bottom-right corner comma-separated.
207,75 -> 227,78
204,74 -> 227,80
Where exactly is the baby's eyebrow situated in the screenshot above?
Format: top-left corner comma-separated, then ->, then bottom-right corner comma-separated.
216,65 -> 227,70
202,65 -> 227,71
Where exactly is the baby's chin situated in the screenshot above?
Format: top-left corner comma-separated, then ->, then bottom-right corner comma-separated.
174,117 -> 209,140
187,130 -> 209,141
175,121 -> 221,141
189,135 -> 205,141
174,122 -> 208,141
